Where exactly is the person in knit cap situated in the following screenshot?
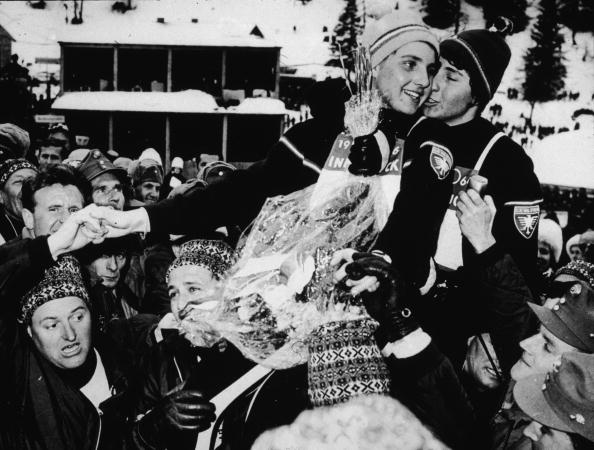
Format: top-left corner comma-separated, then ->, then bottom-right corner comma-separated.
385,22 -> 542,370
0,123 -> 30,163
0,158 -> 38,243
0,252 -> 205,449
95,12 -> 455,316
344,11 -> 460,299
134,239 -> 251,450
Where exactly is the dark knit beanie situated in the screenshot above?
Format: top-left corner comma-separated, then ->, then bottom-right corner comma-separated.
440,29 -> 511,103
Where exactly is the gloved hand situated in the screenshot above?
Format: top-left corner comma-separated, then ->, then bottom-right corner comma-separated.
348,133 -> 383,176
345,253 -> 419,346
137,384 -> 216,446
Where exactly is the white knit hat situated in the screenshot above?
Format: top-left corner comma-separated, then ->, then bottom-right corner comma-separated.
539,218 -> 563,263
362,11 -> 439,68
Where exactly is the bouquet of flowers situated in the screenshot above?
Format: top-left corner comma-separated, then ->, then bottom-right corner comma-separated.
180,46 -> 395,371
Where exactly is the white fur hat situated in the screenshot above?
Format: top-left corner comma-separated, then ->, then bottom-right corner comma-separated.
139,147 -> 163,166
566,234 -> 582,258
539,218 -> 563,263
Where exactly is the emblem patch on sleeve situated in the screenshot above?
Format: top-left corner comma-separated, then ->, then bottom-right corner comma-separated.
513,205 -> 540,239
427,142 -> 453,180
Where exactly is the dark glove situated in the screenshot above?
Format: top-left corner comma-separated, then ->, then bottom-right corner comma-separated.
137,388 -> 216,447
345,252 -> 419,346
348,133 -> 383,176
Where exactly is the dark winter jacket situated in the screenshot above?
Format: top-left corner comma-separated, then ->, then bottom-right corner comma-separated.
373,113 -> 455,287
451,117 -> 542,293
0,204 -> 22,244
412,117 -> 541,368
90,282 -> 141,333
133,331 -> 254,450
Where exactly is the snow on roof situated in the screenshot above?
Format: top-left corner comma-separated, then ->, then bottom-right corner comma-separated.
531,130 -> 594,189
52,90 -> 286,115
232,97 -> 287,114
53,90 -> 219,113
58,20 -> 279,48
283,64 -> 345,81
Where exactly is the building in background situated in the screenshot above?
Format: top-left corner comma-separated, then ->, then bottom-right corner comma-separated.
52,18 -> 286,169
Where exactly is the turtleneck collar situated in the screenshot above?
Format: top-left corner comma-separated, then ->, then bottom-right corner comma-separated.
379,108 -> 418,135
53,346 -> 97,389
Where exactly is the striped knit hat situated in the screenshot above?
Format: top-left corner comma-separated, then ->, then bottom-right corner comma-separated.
440,29 -> 511,103
0,158 -> 37,188
363,12 -> 439,68
19,255 -> 90,324
556,260 -> 594,291
166,239 -> 236,283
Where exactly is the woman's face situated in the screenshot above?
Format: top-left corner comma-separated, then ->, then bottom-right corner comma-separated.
375,41 -> 438,115
168,265 -> 217,321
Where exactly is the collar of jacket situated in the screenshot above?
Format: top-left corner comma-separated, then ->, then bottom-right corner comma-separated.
379,109 -> 418,135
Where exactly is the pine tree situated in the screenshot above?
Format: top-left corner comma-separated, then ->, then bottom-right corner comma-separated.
559,0 -> 594,34
329,0 -> 363,70
523,0 -> 566,113
483,0 -> 528,34
422,0 -> 460,30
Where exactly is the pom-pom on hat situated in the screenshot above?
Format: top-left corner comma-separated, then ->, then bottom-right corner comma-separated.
0,158 -> 37,188
440,27 -> 511,103
166,239 -> 236,283
539,218 -> 563,264
19,255 -> 90,324
362,11 -> 439,68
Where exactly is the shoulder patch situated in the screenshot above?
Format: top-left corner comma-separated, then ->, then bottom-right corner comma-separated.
513,205 -> 540,239
426,142 -> 453,180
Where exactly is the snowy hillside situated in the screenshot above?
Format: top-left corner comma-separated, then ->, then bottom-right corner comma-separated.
0,0 -> 592,137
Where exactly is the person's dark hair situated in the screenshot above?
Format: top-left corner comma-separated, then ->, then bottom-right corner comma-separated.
38,137 -> 67,156
21,164 -> 91,211
441,54 -> 489,113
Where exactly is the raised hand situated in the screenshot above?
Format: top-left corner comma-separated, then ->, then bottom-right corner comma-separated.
47,204 -> 108,259
456,189 -> 497,254
90,206 -> 150,239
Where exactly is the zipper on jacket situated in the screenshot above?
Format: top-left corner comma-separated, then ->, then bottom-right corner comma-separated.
94,408 -> 103,450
